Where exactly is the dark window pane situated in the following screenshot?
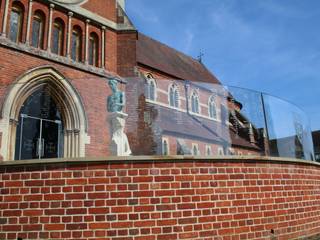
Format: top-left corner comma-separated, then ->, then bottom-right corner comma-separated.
71,32 -> 77,60
31,18 -> 41,47
174,90 -> 179,107
52,23 -> 63,55
169,88 -> 174,106
71,31 -> 81,61
9,10 -> 20,42
150,82 -> 155,101
88,38 -> 94,65
14,87 -> 64,160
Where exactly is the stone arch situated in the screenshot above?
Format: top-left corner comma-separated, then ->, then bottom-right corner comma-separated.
0,66 -> 90,161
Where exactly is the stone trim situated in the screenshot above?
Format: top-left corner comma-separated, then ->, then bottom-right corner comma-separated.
47,0 -> 135,31
0,155 -> 318,167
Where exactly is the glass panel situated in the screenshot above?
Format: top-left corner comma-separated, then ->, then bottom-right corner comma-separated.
9,10 -> 20,42
174,90 -> 179,108
88,38 -> 94,65
125,78 -> 293,158
42,120 -> 62,159
14,87 -> 64,160
150,82 -> 155,101
15,117 -> 40,160
226,86 -> 268,156
169,87 -> 174,106
71,31 -> 81,61
5,76 -> 314,161
52,24 -> 62,55
31,18 -> 41,48
263,94 -> 314,160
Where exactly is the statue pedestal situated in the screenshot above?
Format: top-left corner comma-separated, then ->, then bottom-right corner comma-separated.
109,112 -> 131,156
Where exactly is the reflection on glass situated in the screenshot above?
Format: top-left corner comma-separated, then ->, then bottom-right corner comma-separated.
263,94 -> 314,160
14,87 -> 64,160
7,76 -> 314,161
125,78 -> 314,160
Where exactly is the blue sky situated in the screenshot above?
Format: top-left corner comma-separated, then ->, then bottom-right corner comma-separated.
126,0 -> 320,131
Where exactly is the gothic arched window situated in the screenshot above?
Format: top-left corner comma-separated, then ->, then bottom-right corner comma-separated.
9,2 -> 24,43
145,74 -> 156,101
192,144 -> 199,156
31,11 -> 45,49
191,91 -> 200,114
208,95 -> 217,119
52,19 -> 64,55
88,32 -> 99,67
71,26 -> 82,62
162,139 -> 169,155
169,84 -> 179,108
206,146 -> 212,156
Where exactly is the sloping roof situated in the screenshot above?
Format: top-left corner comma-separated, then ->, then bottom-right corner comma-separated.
136,33 -> 221,84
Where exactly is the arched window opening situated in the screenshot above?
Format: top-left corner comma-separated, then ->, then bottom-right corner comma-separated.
169,84 -> 179,108
31,11 -> 45,49
209,96 -> 217,119
88,32 -> 99,67
14,86 -> 64,160
162,139 -> 169,155
206,146 -> 212,156
192,144 -> 199,156
71,26 -> 82,62
9,2 -> 24,43
52,19 -> 64,55
145,74 -> 156,101
191,91 -> 199,114
218,148 -> 224,156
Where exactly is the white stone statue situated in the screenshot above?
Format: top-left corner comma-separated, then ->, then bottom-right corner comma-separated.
107,79 -> 131,156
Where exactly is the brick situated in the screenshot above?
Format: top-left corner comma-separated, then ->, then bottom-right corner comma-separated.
23,210 -> 43,216
155,176 -> 174,182
66,223 -> 87,230
89,223 -> 110,229
44,194 -> 64,201
23,224 -> 42,231
66,208 -> 87,215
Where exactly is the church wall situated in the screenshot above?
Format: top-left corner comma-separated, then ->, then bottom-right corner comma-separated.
0,0 -> 137,160
117,31 -> 137,77
0,45 -> 114,158
81,0 -> 117,23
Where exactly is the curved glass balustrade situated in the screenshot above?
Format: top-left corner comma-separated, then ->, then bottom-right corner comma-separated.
2,77 -> 314,161
125,78 -> 314,160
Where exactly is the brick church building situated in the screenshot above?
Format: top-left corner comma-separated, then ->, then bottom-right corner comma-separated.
0,0 -> 262,161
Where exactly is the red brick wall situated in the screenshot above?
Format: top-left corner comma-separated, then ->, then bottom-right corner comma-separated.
117,32 -> 137,77
81,0 -> 117,23
0,158 -> 320,240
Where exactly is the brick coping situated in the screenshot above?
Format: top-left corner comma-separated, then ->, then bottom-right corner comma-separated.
0,155 -> 319,167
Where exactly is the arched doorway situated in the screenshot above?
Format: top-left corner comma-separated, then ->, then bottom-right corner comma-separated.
0,66 -> 90,161
14,86 -> 64,160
